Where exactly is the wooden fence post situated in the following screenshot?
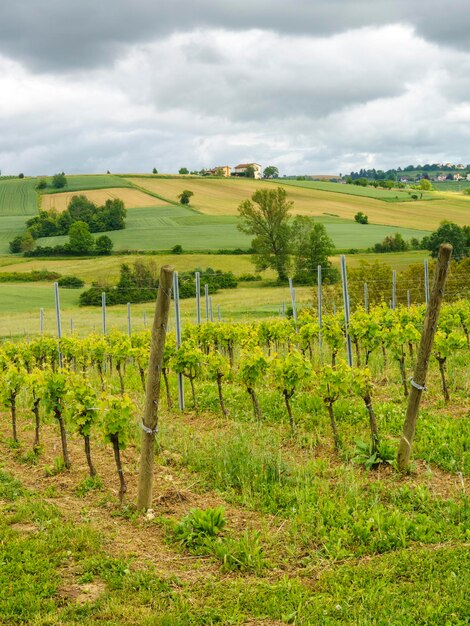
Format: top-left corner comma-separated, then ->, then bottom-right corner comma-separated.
137,265 -> 174,510
397,244 -> 452,472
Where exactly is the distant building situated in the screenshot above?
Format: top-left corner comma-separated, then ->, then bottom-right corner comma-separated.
206,166 -> 231,177
466,173 -> 470,181
456,164 -> 465,169
233,163 -> 262,179
453,173 -> 463,181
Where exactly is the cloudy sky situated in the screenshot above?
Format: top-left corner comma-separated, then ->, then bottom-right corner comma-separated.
2,1 -> 470,176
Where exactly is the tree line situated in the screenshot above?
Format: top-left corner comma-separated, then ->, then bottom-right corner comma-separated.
9,194 -> 126,255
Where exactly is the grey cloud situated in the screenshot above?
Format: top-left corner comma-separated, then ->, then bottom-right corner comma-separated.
1,0 -> 470,71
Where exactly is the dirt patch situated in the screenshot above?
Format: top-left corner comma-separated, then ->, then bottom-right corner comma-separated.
10,521 -> 39,534
59,580 -> 106,605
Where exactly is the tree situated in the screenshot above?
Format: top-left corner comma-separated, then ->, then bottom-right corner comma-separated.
354,211 -> 369,224
427,221 -> 468,259
237,187 -> 292,282
245,165 -> 256,178
67,221 -> 95,254
178,190 -> 194,204
36,178 -> 47,190
419,178 -> 432,191
179,167 -> 189,175
95,235 -> 113,255
373,233 -> 409,253
152,167 -> 158,174
18,173 -> 24,179
52,173 -> 67,189
19,231 -> 36,252
291,216 -> 337,284
263,166 -> 279,179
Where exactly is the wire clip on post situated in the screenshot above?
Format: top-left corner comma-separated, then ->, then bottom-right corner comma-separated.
141,421 -> 158,436
409,378 -> 427,392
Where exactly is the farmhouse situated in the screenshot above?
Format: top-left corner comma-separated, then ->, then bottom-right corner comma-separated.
233,163 -> 262,179
206,165 -> 231,177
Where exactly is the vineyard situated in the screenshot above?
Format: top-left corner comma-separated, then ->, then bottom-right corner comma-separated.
1,265 -> 469,622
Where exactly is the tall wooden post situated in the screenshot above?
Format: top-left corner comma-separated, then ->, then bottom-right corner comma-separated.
137,265 -> 174,510
397,244 -> 452,472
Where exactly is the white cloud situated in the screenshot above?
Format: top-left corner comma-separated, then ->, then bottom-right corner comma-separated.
2,21 -> 470,175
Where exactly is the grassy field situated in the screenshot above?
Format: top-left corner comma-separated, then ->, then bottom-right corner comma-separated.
431,181 -> 468,192
35,205 -> 429,253
0,250 -> 429,285
0,216 -> 39,254
0,253 -> 262,283
276,178 -> 434,202
39,174 -> 133,194
0,179 -> 38,216
0,282 -> 315,337
41,187 -> 167,212
129,177 -> 467,230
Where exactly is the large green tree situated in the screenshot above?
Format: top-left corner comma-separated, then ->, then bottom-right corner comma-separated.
263,165 -> 279,179
67,221 -> 95,255
237,187 -> 292,282
427,221 -> 468,259
291,216 -> 337,284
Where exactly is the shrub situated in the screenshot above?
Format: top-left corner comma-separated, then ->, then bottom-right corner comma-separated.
171,244 -> 183,254
354,211 -> 369,224
238,273 -> 262,282
35,178 -> 47,190
52,173 -> 67,189
178,190 -> 194,204
57,275 -> 85,289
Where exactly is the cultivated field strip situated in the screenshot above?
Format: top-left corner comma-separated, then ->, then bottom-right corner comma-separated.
40,187 -> 168,212
0,179 -> 37,216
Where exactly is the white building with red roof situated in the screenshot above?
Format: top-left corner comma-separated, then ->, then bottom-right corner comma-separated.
233,163 -> 262,179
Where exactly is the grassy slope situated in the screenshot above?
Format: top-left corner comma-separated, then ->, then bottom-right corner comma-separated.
35,206 -> 430,252
0,251 -> 429,284
40,187 -> 167,212
276,178 -> 434,201
0,179 -> 39,254
129,176 -> 466,230
39,174 -> 133,194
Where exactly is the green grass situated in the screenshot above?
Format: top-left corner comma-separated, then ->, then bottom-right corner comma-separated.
0,283 -> 81,314
0,216 -> 38,254
431,181 -> 468,192
36,205 -> 430,252
1,467 -> 467,624
0,179 -> 38,216
276,178 -> 435,202
39,174 -> 133,195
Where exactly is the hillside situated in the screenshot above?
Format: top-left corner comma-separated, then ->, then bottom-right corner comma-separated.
4,174 -> 470,254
